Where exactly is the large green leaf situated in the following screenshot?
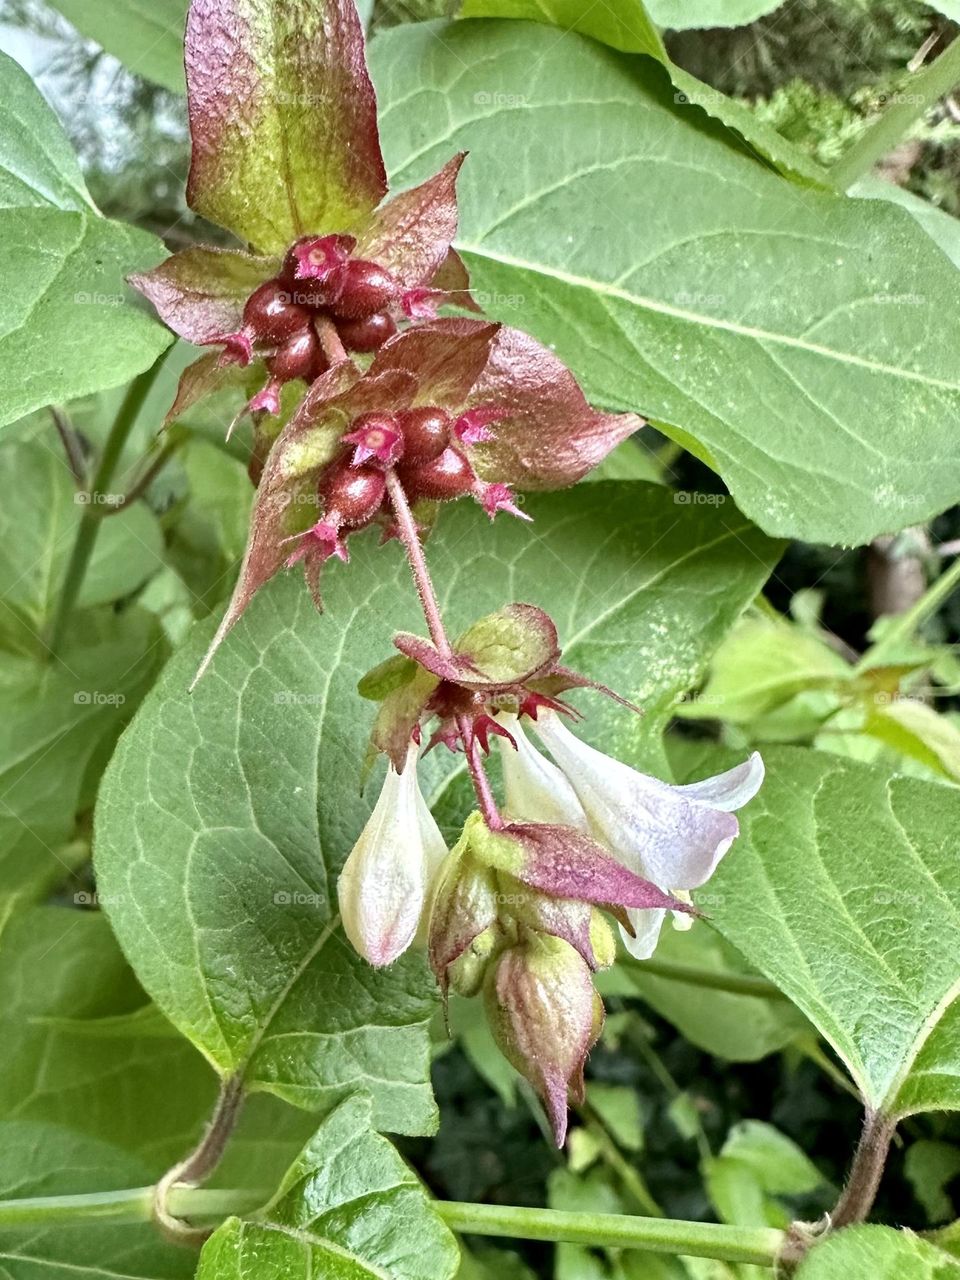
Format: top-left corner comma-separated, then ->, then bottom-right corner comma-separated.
646,0 -> 786,28
0,53 -> 171,431
94,482 -> 779,1130
372,21 -> 960,545
0,608 -> 166,917
197,1094 -> 459,1280
47,0 -> 189,93
707,746 -> 960,1118
455,0 -> 823,184
795,1225 -> 960,1279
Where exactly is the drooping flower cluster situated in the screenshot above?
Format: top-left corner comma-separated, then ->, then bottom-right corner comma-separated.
343,603 -> 764,1143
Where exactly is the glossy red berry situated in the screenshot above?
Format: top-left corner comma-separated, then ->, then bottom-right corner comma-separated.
337,312 -> 397,352
399,446 -> 475,502
266,327 -> 326,382
242,279 -> 311,345
397,407 -> 451,463
325,260 -> 398,321
320,464 -> 386,527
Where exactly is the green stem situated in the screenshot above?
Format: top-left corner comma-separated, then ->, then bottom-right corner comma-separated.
0,1187 -> 784,1266
578,1103 -> 662,1217
855,552 -> 960,673
435,1202 -> 783,1266
621,955 -> 788,1001
46,350 -> 169,654
0,1186 -> 264,1228
829,34 -> 960,190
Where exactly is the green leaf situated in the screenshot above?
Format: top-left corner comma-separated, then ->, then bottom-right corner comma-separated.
675,616 -> 849,724
706,745 -> 960,1117
794,1225 -> 960,1279
646,0 -> 786,28
0,1120 -> 194,1280
854,178 -> 960,271
863,698 -> 960,784
46,0 -> 189,93
372,21 -> 960,544
600,922 -> 807,1062
718,1120 -> 824,1196
0,440 -> 164,628
94,482 -> 778,1128
0,608 -> 166,915
0,53 -> 171,431
197,1094 -> 459,1280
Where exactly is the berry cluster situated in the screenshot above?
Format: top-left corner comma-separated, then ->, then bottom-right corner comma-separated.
285,404 -> 529,569
216,233 -> 436,415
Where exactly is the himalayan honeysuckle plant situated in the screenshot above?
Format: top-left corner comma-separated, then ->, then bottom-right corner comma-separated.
6,0 -> 960,1276
128,0 -> 765,1147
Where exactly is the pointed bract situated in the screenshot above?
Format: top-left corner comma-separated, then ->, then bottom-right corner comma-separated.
428,841 -> 499,992
185,0 -> 386,252
485,935 -> 600,1146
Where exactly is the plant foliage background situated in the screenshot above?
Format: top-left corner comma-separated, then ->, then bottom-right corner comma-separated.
1,0 -> 960,1277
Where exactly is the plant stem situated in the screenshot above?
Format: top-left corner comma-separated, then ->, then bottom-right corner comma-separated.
855,551 -> 960,672
385,469 -> 504,826
46,350 -> 170,654
154,1076 -> 244,1243
0,1186 -> 265,1227
101,434 -> 185,515
829,1108 -> 897,1228
385,469 -> 451,655
621,954 -> 788,1001
829,33 -> 960,189
435,1202 -> 784,1266
578,1103 -> 663,1217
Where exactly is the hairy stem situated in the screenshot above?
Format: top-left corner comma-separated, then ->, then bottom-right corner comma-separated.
384,469 -> 504,828
829,1108 -> 896,1229
316,314 -> 349,367
435,1202 -> 783,1266
154,1076 -> 245,1243
46,349 -> 170,654
829,32 -> 960,189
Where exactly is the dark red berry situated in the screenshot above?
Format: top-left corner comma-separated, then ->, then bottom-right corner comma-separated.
266,328 -> 324,382
320,464 -> 386,527
338,311 -> 397,353
397,407 -> 451,464
242,279 -> 310,345
399,447 -> 475,502
325,260 -> 398,321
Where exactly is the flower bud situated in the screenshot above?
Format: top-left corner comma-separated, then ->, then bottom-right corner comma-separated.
397,407 -> 451,463
338,741 -> 447,966
428,834 -> 499,993
446,924 -> 501,998
326,259 -> 398,321
338,311 -> 397,352
319,464 -> 386,527
484,933 -> 602,1146
398,446 -> 475,503
496,872 -> 615,972
242,278 -> 311,345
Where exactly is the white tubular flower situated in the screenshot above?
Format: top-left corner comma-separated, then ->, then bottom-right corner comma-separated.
494,712 -> 590,830
338,740 -> 447,966
531,710 -> 764,960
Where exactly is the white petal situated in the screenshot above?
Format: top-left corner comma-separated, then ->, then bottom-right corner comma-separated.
532,711 -> 740,891
619,908 -> 667,960
494,712 -> 590,830
338,744 -> 434,966
672,752 -> 765,812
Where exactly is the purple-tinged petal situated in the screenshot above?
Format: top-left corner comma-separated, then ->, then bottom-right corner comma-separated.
466,327 -> 642,489
129,246 -> 278,346
673,752 -> 765,812
369,318 -> 499,411
533,711 -> 747,890
495,713 -> 589,830
485,935 -> 601,1146
185,0 -> 386,252
353,154 -> 466,291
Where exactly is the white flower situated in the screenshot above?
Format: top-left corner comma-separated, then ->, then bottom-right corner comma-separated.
338,740 -> 448,966
530,710 -> 764,960
494,712 -> 589,830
